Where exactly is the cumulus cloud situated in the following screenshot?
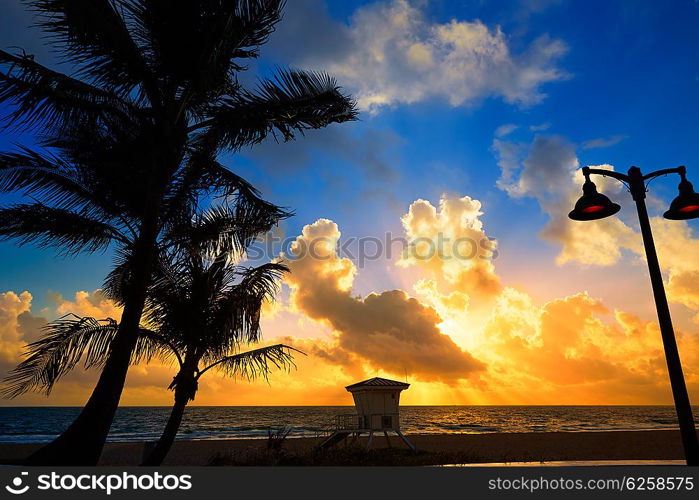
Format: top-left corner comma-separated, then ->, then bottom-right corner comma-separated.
47,289 -> 122,320
4,197 -> 699,404
399,195 -> 500,298
494,134 -> 642,266
486,287 -> 699,404
386,192 -> 695,402
283,0 -> 567,112
283,218 -> 485,384
0,288 -> 348,405
493,131 -> 699,318
496,134 -> 579,199
0,291 -> 38,365
0,289 -> 121,375
389,190 -> 699,402
0,290 -> 133,405
478,287 -> 687,403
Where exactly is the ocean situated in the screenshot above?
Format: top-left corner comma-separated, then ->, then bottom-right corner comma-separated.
0,406 -> 696,443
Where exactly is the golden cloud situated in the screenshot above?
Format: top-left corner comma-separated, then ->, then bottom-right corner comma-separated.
399,195 -> 501,301
475,287 -> 698,403
3,189 -> 699,406
283,218 -> 485,384
0,291 -> 34,364
48,289 -> 123,320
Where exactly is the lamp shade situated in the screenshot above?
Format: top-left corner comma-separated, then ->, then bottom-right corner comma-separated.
568,179 -> 620,221
664,176 -> 699,220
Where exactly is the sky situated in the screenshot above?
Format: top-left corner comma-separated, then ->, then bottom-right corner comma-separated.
2,0 -> 699,406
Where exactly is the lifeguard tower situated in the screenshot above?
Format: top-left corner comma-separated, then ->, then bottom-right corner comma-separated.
319,377 -> 415,451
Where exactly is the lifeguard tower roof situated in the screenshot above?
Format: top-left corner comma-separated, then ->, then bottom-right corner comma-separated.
345,377 -> 409,391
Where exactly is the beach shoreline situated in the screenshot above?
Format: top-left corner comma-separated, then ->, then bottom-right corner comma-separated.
0,430 -> 691,466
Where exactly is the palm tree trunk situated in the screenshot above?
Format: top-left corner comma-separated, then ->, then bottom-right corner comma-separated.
25,219 -> 159,466
142,356 -> 198,466
141,391 -> 189,466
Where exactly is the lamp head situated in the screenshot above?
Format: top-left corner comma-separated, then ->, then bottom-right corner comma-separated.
664,169 -> 699,220
568,176 -> 620,221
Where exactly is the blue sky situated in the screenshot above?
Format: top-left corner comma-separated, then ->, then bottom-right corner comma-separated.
2,0 -> 699,314
5,0 -> 699,406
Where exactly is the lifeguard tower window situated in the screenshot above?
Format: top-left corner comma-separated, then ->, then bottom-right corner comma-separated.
382,416 -> 392,429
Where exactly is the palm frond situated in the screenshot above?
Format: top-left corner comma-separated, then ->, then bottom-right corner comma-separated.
194,69 -> 357,151
223,0 -> 286,57
134,0 -> 284,111
197,159 -> 293,223
162,150 -> 291,224
102,245 -> 139,305
198,344 -> 303,381
0,315 -> 175,398
0,147 -> 115,219
36,124 -> 162,224
0,203 -> 124,255
208,262 -> 288,352
28,0 -> 159,103
235,262 -> 289,297
178,204 -> 286,261
0,48 -> 134,132
1,316 -> 117,398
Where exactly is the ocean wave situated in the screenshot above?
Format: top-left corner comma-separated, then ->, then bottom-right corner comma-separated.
0,406 -> 695,444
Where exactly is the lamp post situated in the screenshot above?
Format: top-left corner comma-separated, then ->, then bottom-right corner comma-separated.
569,165 -> 699,466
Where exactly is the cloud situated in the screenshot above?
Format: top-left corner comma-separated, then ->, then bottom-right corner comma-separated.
478,287 -> 686,403
4,194 -> 699,404
493,134 -> 642,266
648,219 -> 699,311
497,134 -> 578,199
581,135 -> 627,150
0,291 -> 38,366
0,287 -> 325,405
241,123 -> 401,183
493,131 -> 699,316
266,0 -> 355,67
47,289 -> 122,320
666,270 -> 699,310
495,124 -> 519,137
281,0 -> 568,112
399,194 -> 501,298
283,218 -> 485,384
389,191 -> 699,403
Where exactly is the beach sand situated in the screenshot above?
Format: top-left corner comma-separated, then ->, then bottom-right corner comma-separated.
0,430 -> 690,466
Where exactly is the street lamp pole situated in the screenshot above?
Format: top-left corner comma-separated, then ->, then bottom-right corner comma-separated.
572,165 -> 699,466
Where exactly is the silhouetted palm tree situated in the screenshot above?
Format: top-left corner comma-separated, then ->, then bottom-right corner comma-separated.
0,0 -> 355,464
3,205 -> 301,465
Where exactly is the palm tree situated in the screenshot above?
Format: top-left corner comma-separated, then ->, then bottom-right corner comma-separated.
0,0 -> 355,465
3,320 -> 299,466
139,203 -> 304,465
3,204 -> 302,465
